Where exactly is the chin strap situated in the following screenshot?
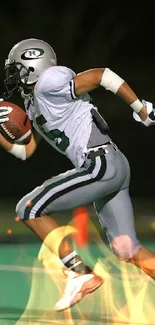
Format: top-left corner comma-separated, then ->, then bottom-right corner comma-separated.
20,89 -> 32,100
19,83 -> 33,100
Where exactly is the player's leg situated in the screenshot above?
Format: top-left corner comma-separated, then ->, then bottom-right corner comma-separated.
16,155 -> 107,261
16,147 -> 128,310
17,148 -> 125,254
94,188 -> 155,280
23,214 -> 73,260
22,214 -> 103,312
17,145 -> 141,310
94,188 -> 142,261
16,155 -> 108,310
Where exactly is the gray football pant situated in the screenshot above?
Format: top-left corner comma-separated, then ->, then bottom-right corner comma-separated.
16,145 -> 142,260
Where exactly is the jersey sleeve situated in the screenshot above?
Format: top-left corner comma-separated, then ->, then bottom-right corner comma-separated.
36,66 -> 77,102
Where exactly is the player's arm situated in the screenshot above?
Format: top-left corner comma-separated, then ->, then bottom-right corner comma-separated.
73,68 -> 147,121
25,129 -> 41,158
0,129 -> 41,160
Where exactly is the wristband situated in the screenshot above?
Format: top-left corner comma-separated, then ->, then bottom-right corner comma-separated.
130,99 -> 143,113
9,143 -> 26,160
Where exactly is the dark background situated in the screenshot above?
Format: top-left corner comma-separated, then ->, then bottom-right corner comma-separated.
0,0 -> 155,198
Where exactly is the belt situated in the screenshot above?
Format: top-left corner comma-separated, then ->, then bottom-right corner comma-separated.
86,141 -> 117,159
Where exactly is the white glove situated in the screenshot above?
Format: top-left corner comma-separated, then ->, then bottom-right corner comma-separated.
0,98 -> 9,123
133,100 -> 155,127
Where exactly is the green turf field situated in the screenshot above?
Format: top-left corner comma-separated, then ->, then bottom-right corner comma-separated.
0,240 -> 155,325
0,198 -> 155,324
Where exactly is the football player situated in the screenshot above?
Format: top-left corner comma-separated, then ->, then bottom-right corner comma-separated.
1,38 -> 155,311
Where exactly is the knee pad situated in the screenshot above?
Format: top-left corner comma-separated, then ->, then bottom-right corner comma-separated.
110,235 -> 139,261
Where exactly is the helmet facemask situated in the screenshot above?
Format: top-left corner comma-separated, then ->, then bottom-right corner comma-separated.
4,59 -> 33,99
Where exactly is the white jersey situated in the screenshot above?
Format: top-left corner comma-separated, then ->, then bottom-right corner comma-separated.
25,66 -> 95,168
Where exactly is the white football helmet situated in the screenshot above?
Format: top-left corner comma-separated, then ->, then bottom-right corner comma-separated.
4,38 -> 57,99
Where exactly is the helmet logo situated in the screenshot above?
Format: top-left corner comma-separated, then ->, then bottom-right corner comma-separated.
21,48 -> 44,60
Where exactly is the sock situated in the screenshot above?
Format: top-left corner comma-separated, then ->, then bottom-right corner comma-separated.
61,251 -> 91,274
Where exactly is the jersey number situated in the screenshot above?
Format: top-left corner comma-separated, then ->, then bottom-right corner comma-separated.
36,115 -> 69,152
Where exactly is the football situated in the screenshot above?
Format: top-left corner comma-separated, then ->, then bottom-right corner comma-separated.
0,101 -> 32,144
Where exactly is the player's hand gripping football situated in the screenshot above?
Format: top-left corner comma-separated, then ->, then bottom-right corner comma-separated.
0,98 -> 9,123
133,100 -> 155,127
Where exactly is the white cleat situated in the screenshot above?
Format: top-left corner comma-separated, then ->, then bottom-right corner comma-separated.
54,271 -> 104,311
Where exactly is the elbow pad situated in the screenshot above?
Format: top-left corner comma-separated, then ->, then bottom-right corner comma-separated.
100,68 -> 124,94
8,143 -> 26,160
